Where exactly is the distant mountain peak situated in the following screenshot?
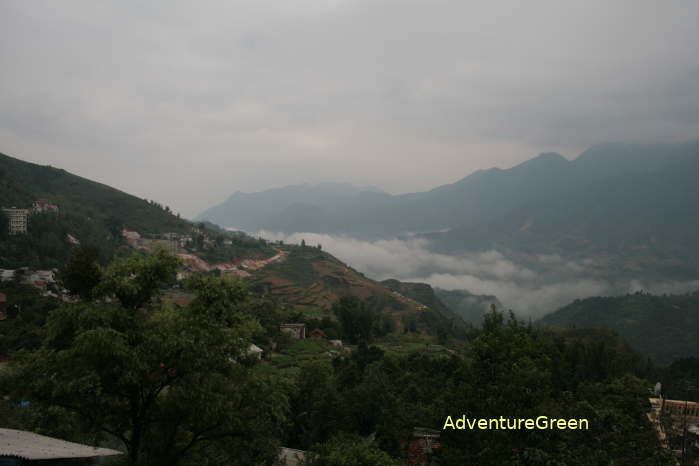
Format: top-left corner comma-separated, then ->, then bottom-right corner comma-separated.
512,151 -> 569,169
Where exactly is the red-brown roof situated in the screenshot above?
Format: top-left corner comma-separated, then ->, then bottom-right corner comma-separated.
0,293 -> 6,303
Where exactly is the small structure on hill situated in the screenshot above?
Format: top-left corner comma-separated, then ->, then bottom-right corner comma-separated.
405,427 -> 441,466
309,328 -> 327,339
32,199 -> 59,214
0,428 -> 122,464
329,339 -> 343,348
247,343 -> 263,360
280,323 -> 306,340
277,447 -> 307,466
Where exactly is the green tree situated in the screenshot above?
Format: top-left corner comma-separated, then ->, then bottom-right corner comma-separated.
307,433 -> 400,466
94,249 -> 180,310
0,209 -> 8,239
105,215 -> 123,241
58,245 -> 102,300
1,253 -> 289,466
333,297 -> 376,344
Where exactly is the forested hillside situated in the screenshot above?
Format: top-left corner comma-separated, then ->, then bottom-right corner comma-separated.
0,151 -> 192,268
539,291 -> 699,364
0,152 -> 190,234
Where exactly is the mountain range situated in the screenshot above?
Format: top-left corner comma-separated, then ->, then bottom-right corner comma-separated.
4,147 -> 699,364
198,140 -> 699,280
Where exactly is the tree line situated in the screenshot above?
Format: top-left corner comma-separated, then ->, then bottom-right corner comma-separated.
0,249 -> 674,465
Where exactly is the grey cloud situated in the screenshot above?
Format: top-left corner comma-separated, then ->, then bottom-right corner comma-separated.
1,1 -> 698,216
257,231 -> 699,318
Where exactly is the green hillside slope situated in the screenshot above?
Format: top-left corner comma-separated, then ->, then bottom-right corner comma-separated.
0,151 -> 196,268
0,152 -> 190,234
539,292 -> 699,364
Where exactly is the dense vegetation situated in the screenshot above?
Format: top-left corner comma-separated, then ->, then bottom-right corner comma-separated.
0,152 -> 190,235
0,250 -> 673,465
539,291 -> 699,364
1,252 -> 289,465
659,357 -> 699,403
282,312 -> 669,465
0,151 -> 189,269
194,231 -> 276,264
0,282 -> 60,356
0,210 -> 126,269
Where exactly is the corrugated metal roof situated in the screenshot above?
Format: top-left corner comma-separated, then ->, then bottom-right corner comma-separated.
0,428 -> 123,460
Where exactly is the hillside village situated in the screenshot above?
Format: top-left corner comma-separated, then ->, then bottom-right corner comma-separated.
1,154 -> 698,464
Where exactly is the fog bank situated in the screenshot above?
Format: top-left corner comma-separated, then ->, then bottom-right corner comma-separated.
256,231 -> 699,318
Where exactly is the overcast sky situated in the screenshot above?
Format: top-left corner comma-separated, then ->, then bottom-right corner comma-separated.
2,1 -> 698,218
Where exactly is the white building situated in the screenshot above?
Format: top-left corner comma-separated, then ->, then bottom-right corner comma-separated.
2,208 -> 29,235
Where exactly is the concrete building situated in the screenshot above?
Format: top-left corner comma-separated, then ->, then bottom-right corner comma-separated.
2,208 -> 29,235
280,323 -> 306,340
649,397 -> 699,421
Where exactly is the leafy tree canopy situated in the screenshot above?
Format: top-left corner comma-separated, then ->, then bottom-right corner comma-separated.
1,251 -> 289,466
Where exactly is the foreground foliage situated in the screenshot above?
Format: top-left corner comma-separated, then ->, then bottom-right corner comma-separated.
0,251 -> 674,465
1,252 -> 288,466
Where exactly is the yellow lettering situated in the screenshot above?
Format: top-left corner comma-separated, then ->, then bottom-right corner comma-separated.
456,416 -> 465,429
443,416 -> 455,430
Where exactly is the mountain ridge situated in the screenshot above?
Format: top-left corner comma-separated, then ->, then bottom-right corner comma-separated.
197,140 -> 699,279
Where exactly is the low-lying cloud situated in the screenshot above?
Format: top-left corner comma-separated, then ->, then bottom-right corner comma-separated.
256,231 -> 699,319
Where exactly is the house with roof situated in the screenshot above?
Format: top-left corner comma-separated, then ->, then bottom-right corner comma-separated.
32,199 -> 59,214
0,428 -> 122,465
405,427 -> 441,466
309,328 -> 327,339
280,323 -> 306,339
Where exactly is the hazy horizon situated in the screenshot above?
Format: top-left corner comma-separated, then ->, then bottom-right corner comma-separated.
2,1 -> 698,217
